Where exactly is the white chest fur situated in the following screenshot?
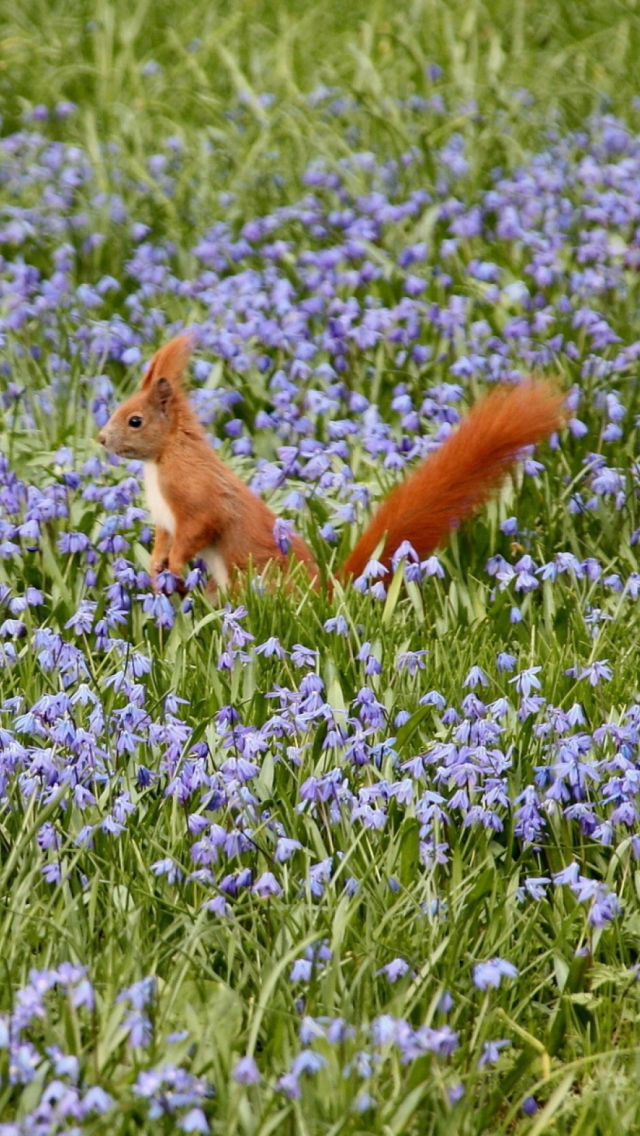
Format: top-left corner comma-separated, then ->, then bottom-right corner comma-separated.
142,463 -> 229,589
143,462 -> 176,535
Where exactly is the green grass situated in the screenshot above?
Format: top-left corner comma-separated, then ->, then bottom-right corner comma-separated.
2,0 -> 640,221
1,0 -> 640,1132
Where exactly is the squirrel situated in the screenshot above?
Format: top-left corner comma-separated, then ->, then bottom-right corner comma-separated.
98,333 -> 564,595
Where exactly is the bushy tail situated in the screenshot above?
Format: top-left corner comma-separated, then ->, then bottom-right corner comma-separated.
337,380 -> 564,582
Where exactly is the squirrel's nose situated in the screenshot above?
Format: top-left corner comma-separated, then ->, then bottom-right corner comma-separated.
97,430 -> 107,446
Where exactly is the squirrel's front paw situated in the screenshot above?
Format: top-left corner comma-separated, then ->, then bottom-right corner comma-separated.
151,556 -> 168,580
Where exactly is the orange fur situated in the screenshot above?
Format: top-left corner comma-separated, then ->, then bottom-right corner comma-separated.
98,335 -> 318,594
338,380 -> 565,581
140,333 -> 196,390
98,335 -> 564,594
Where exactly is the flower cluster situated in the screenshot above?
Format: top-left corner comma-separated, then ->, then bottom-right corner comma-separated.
0,967 -> 212,1134
2,78 -> 640,1124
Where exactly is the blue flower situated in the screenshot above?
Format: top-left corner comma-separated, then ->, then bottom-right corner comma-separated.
473,957 -> 519,990
464,666 -> 489,689
478,1038 -> 511,1067
510,667 -> 542,697
579,660 -> 613,685
252,872 -> 283,897
232,1055 -> 261,1084
377,958 -> 410,983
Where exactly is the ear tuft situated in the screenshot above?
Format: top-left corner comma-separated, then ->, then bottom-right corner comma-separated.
152,376 -> 174,413
141,332 -> 195,390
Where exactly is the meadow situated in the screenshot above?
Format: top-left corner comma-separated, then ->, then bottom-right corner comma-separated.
2,0 -> 640,1131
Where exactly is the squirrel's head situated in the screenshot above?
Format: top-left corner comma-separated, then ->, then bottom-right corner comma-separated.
98,334 -> 194,461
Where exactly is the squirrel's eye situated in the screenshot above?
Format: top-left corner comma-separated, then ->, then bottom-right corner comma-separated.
128,415 -> 143,428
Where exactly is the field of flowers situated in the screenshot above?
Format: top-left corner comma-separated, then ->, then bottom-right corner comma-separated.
2,1 -> 640,1132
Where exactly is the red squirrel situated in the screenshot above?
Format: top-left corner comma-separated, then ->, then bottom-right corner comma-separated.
98,333 -> 564,594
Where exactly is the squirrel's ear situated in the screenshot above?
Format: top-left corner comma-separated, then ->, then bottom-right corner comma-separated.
141,332 -> 196,390
152,376 -> 174,413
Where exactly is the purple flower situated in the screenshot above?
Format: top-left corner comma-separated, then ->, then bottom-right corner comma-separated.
58,531 -> 91,555
478,1038 -> 511,1066
117,976 -> 156,1011
464,666 -> 489,689
273,517 -> 295,554
422,556 -> 445,577
290,1050 -> 327,1077
83,1085 -> 114,1113
42,862 -> 62,884
274,837 -> 303,862
71,978 -> 95,1010
473,957 -> 519,990
290,644 -> 319,668
579,660 -> 613,686
0,619 -> 26,638
252,871 -> 283,897
448,1082 -> 465,1105
276,1072 -> 301,1098
324,615 -> 348,635
255,637 -> 286,659
181,1108 -> 210,1133
588,885 -> 621,926
123,1011 -> 152,1048
65,600 -> 98,634
232,1055 -> 261,1084
552,863 -> 580,887
510,667 -> 542,697
377,958 -> 410,983
151,858 -> 184,884
437,990 -> 454,1013
522,876 -> 550,901
290,959 -> 313,982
